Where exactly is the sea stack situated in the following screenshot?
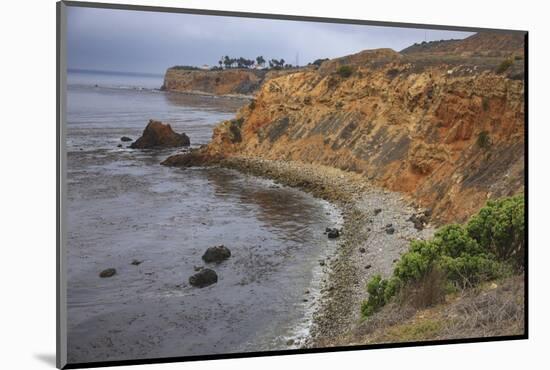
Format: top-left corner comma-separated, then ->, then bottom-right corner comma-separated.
130,120 -> 190,149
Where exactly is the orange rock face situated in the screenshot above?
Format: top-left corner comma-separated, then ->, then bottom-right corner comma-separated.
204,34 -> 525,224
162,67 -> 311,96
162,68 -> 263,95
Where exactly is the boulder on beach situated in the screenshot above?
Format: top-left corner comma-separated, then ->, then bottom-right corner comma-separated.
130,120 -> 190,149
99,268 -> 117,278
326,227 -> 340,239
202,245 -> 231,263
120,136 -> 133,142
189,268 -> 218,288
409,213 -> 428,230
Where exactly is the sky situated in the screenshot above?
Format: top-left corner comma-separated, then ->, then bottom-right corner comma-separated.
67,6 -> 474,74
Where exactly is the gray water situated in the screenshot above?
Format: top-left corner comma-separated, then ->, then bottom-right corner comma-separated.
66,71 -> 341,363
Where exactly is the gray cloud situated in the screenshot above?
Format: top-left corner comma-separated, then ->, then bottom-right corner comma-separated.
67,6 -> 474,74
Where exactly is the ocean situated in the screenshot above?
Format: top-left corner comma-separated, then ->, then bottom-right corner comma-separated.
65,69 -> 341,362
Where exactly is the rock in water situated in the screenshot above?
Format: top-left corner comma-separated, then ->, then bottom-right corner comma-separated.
188,268 -> 218,288
202,245 -> 231,263
99,268 -> 117,278
120,136 -> 133,142
130,120 -> 190,149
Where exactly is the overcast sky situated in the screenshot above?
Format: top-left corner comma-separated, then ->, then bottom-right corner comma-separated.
67,6 -> 474,74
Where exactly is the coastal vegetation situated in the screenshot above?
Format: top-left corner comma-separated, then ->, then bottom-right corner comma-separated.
309,58 -> 329,67
171,65 -> 201,70
496,58 -> 514,74
215,55 -> 296,70
361,194 -> 524,319
336,65 -> 354,78
477,131 -> 491,150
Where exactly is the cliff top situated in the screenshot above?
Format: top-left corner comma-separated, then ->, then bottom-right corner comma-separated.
401,32 -> 525,55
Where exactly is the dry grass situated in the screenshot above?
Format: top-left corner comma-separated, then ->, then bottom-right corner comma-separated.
399,268 -> 447,309
438,275 -> 525,339
341,274 -> 524,345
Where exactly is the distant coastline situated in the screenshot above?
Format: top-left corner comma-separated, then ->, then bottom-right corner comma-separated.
68,68 -> 164,79
67,68 -> 165,90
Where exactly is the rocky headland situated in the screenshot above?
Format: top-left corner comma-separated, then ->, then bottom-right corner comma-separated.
161,66 -> 308,97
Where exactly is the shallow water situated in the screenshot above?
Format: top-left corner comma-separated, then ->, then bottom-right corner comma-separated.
66,79 -> 341,363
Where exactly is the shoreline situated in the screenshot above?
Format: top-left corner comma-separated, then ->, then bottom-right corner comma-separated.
168,155 -> 435,346
161,88 -> 255,100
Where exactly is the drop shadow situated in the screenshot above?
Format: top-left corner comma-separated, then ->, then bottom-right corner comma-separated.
34,353 -> 56,367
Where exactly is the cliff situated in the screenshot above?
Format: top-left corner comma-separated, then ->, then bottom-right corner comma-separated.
161,67 -> 306,96
166,33 -> 525,224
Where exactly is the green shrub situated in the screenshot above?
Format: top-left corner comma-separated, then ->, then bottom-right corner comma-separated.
477,131 -> 491,149
394,251 -> 431,282
434,224 -> 485,258
361,275 -> 401,318
366,275 -> 387,308
384,277 -> 402,302
336,65 -> 354,78
360,194 -> 524,319
311,58 -> 329,67
171,65 -> 200,70
466,194 -> 525,268
394,240 -> 440,282
386,68 -> 400,79
496,59 -> 513,74
440,254 -> 501,288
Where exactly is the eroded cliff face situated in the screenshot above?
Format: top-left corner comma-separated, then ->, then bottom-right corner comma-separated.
162,67 -> 306,96
204,46 -> 525,223
162,68 -> 263,95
